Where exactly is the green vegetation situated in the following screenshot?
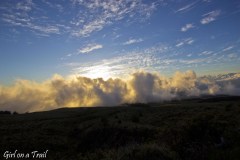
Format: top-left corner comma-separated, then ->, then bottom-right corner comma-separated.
0,96 -> 240,160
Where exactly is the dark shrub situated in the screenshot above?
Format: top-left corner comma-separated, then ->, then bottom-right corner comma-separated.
225,104 -> 233,111
131,114 -> 140,123
0,111 -> 11,115
130,103 -> 151,107
121,144 -> 173,160
12,111 -> 18,115
118,120 -> 122,124
101,117 -> 109,127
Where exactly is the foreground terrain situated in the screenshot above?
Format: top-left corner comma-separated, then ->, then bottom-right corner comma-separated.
1,96 -> 240,160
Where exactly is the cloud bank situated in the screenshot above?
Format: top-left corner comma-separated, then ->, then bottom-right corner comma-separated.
0,71 -> 240,113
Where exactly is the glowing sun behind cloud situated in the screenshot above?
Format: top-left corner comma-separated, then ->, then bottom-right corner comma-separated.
75,64 -> 112,80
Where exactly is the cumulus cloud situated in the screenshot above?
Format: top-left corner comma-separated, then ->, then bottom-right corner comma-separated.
0,71 -> 240,113
201,10 -> 221,24
78,44 -> 103,54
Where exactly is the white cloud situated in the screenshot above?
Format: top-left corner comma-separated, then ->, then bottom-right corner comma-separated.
228,53 -> 237,59
78,43 -> 103,54
30,24 -> 60,34
175,1 -> 198,13
68,44 -> 171,78
176,38 -> 194,47
71,0 -> 158,37
201,10 -> 221,24
1,71 -> 240,113
42,0 -> 64,12
72,16 -> 108,37
203,0 -> 212,2
2,15 -> 60,34
16,0 -> 33,12
181,23 -> 194,32
223,46 -> 234,52
0,1 -> 61,36
123,38 -> 143,45
180,58 -> 206,64
199,51 -> 213,56
176,42 -> 184,47
66,42 -> 239,83
1,0 -> 159,37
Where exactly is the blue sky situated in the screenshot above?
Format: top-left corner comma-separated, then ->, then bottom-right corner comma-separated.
0,0 -> 240,84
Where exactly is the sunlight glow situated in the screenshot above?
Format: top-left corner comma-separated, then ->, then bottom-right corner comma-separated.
77,65 -> 112,80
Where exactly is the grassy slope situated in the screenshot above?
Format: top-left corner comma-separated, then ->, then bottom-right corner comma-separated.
0,96 -> 240,160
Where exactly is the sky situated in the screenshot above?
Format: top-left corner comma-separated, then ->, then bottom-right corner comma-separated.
0,0 -> 240,84
0,0 -> 240,112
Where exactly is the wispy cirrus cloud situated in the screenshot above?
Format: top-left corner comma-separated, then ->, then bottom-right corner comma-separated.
176,38 -> 194,47
64,41 -> 239,82
67,43 -> 171,78
175,1 -> 199,13
223,46 -> 234,52
199,51 -> 213,56
0,0 -> 61,36
16,0 -> 34,12
2,14 -> 60,35
71,0 -> 158,37
42,0 -> 64,12
228,53 -> 237,59
201,10 -> 221,24
0,0 -> 159,38
78,43 -> 103,54
123,38 -> 143,45
71,16 -> 108,37
181,23 -> 194,32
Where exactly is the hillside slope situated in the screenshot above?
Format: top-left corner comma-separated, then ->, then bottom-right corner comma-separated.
1,96 -> 240,160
